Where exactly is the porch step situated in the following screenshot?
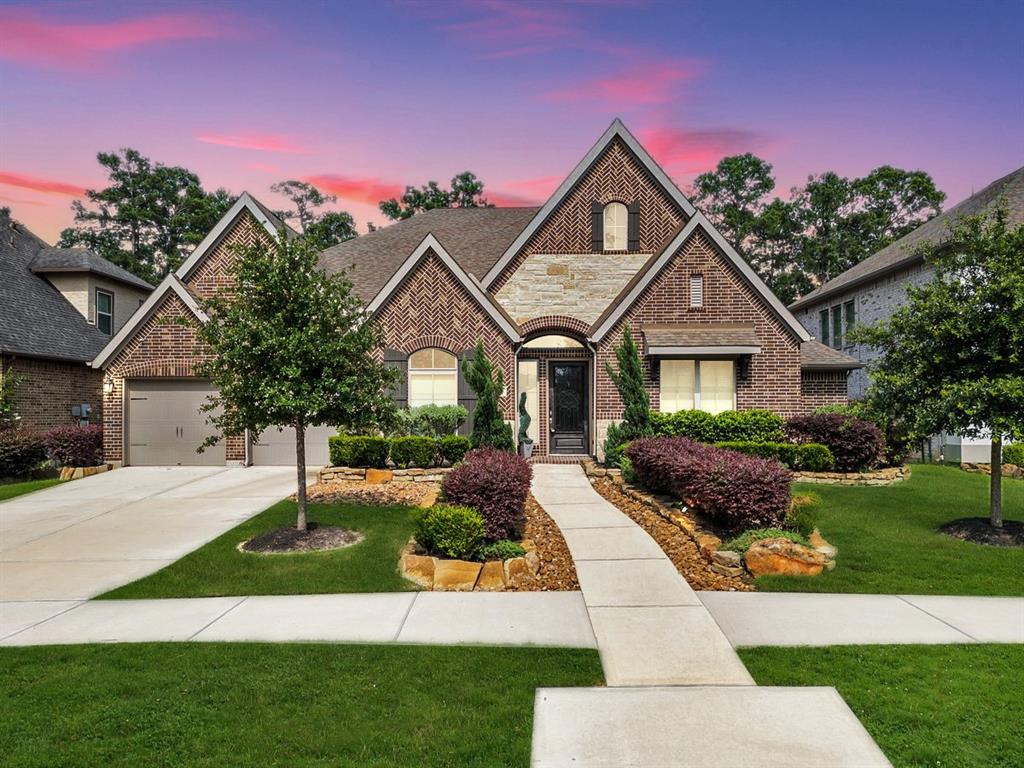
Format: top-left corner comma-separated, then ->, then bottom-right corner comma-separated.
528,454 -> 591,465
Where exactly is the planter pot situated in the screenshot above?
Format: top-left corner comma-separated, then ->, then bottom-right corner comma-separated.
520,441 -> 534,459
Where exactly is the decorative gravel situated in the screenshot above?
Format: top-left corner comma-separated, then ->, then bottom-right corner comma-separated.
589,477 -> 753,592
303,481 -> 434,507
512,494 -> 580,592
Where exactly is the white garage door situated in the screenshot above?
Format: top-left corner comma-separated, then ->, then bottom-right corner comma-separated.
127,379 -> 225,466
252,425 -> 335,466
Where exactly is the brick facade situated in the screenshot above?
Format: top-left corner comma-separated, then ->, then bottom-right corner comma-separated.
2,355 -> 102,432
799,370 -> 850,411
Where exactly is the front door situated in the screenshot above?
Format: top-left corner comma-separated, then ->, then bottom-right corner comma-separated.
550,362 -> 588,454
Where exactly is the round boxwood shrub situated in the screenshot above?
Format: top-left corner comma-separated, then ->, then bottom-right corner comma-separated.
784,413 -> 885,472
389,436 -> 438,468
651,409 -> 717,441
415,504 -> 485,560
439,434 -> 471,465
713,409 -> 785,442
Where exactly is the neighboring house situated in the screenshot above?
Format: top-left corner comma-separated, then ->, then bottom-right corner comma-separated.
790,166 -> 1024,461
92,120 -> 859,467
0,209 -> 153,431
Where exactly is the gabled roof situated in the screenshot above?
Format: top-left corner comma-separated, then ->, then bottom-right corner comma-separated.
30,247 -> 154,291
790,166 -> 1024,311
319,207 -> 538,304
91,274 -> 207,369
365,234 -> 522,342
482,118 -> 697,288
800,340 -> 862,370
0,212 -> 111,363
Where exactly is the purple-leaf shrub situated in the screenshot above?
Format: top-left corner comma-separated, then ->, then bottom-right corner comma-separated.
784,413 -> 884,472
441,447 -> 532,540
624,437 -> 704,493
42,425 -> 103,467
0,428 -> 46,477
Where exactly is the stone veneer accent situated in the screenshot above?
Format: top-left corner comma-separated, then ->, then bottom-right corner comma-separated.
793,465 -> 910,486
2,355 -> 102,432
318,466 -> 451,484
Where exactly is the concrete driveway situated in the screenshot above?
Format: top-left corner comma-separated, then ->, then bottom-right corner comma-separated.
0,466 -> 302,603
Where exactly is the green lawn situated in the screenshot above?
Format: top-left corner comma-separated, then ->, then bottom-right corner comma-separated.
740,644 -> 1024,768
759,464 -> 1024,595
100,499 -> 418,599
0,477 -> 61,502
0,642 -> 602,768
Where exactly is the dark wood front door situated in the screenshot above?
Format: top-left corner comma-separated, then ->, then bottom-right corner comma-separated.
550,362 -> 588,454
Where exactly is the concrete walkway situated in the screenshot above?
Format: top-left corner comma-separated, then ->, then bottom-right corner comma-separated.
529,464 -> 891,767
699,591 -> 1024,646
0,466 -> 309,602
0,592 -> 597,648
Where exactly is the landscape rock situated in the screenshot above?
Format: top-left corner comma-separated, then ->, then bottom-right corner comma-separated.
712,550 -> 742,567
710,562 -> 745,577
364,468 -> 394,484
808,530 -> 837,560
417,486 -> 439,508
504,556 -> 535,588
400,553 -> 435,589
475,560 -> 506,591
744,538 -> 827,577
433,559 -> 481,591
524,549 -> 541,574
697,534 -> 721,559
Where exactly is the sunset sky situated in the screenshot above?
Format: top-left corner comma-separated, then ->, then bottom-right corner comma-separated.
2,0 -> 1022,243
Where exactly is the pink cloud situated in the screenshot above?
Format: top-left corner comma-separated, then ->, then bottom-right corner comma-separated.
303,175 -> 405,206
432,0 -> 578,57
0,196 -> 45,207
0,172 -> 87,197
197,133 -> 309,154
544,59 -> 705,105
639,126 -> 769,174
247,162 -> 280,173
0,8 -> 232,71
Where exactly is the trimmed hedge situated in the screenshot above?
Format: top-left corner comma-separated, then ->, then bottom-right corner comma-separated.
439,435 -> 471,465
389,436 -> 438,468
626,437 -> 792,531
784,413 -> 885,472
1004,443 -> 1024,467
0,428 -> 45,478
715,441 -> 834,472
415,504 -> 485,560
43,425 -> 103,467
328,435 -> 389,468
650,409 -> 784,443
442,447 -> 532,540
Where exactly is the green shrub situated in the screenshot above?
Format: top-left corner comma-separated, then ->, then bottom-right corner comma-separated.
390,436 -> 438,468
0,428 -> 45,478
786,495 -> 821,538
328,435 -> 389,468
1004,443 -> 1024,467
715,441 -> 834,471
475,539 -> 526,562
618,455 -> 638,485
388,409 -> 415,437
722,528 -> 810,554
652,409 -> 717,441
415,504 -> 485,560
461,341 -> 515,452
409,404 -> 468,437
439,434 -> 472,465
602,421 -> 630,468
714,409 -> 784,442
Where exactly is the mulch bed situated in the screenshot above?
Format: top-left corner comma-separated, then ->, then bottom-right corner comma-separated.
240,523 -> 364,554
589,477 -> 753,592
511,494 -> 580,592
938,517 -> 1024,547
302,481 -> 433,508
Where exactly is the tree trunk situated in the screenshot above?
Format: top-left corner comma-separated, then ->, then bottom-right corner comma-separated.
295,420 -> 308,532
990,436 -> 1003,529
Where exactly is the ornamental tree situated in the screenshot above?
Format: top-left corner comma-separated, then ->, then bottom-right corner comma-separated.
855,207 -> 1024,527
605,324 -> 652,439
196,229 -> 397,531
461,340 -> 514,451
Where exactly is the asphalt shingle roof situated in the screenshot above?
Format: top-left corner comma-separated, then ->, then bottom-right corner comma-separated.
790,166 -> 1024,311
800,340 -> 862,370
318,207 -> 539,303
0,212 -> 114,363
30,247 -> 153,291
641,324 -> 760,351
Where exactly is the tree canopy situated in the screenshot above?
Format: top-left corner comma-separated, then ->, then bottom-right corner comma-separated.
379,171 -> 492,221
270,180 -> 357,249
59,149 -> 232,283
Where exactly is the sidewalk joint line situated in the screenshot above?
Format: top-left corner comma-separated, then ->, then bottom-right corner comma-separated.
897,595 -> 979,642
393,592 -> 419,642
187,596 -> 249,640
0,600 -> 85,642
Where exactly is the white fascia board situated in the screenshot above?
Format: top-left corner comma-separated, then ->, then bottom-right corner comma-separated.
174,192 -> 282,281
482,118 -> 697,289
91,275 -> 206,369
647,346 -> 762,356
365,234 -> 522,342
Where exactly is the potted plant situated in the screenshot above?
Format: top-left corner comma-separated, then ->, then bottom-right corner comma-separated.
518,391 -> 534,458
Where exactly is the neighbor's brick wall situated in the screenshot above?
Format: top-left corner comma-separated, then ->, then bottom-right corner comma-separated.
373,250 -> 516,418
2,355 -> 102,432
800,370 -> 851,411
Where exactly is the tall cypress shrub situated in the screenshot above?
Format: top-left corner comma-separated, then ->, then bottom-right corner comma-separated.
462,340 -> 515,451
605,324 -> 652,439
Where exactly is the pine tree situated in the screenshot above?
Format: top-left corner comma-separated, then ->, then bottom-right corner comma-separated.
462,340 -> 514,451
605,325 -> 652,438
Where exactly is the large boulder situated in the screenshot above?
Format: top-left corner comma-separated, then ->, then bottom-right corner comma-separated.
433,559 -> 481,591
744,537 -> 827,577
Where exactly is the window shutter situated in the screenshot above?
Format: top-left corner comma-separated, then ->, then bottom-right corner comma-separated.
627,201 -> 640,250
456,349 -> 477,438
591,201 -> 603,251
382,348 -> 408,409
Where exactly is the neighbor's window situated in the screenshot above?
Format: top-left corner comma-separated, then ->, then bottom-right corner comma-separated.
603,202 -> 628,251
690,274 -> 704,308
659,359 -> 735,415
843,300 -> 856,346
819,309 -> 829,346
96,289 -> 113,335
831,305 -> 843,349
408,347 -> 458,407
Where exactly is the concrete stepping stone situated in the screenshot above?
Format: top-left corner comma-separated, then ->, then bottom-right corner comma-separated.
575,559 -> 700,607
536,502 -> 634,530
531,686 -> 892,767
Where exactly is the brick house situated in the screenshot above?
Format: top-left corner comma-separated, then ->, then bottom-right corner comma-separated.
92,120 -> 857,466
1,209 -> 152,431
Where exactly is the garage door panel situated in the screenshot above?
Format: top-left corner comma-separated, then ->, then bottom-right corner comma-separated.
252,425 -> 334,466
128,380 -> 225,466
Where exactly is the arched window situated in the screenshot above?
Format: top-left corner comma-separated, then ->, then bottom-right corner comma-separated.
408,348 -> 458,407
603,202 -> 628,251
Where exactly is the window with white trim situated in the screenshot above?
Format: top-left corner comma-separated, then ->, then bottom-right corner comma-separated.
408,348 -> 458,407
659,359 -> 735,415
602,202 -> 628,251
96,289 -> 113,335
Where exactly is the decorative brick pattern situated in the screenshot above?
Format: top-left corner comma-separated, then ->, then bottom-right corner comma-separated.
490,138 -> 685,291
520,316 -> 592,338
799,370 -> 850,411
184,212 -> 270,300
1,355 -> 102,431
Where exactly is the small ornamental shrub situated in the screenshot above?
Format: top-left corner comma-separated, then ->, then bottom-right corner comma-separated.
602,421 -> 630,468
408,404 -> 468,438
722,528 -> 810,554
814,402 -> 911,467
605,325 -> 652,439
651,409 -> 717,442
713,410 -> 785,442
786,494 -> 821,537
389,436 -> 438,468
714,441 -> 834,472
1003,443 -> 1024,467
439,434 -> 472,465
625,436 -> 704,494
389,409 -> 415,437
328,435 -> 389,468
462,341 -> 515,451
785,413 -> 885,472
42,425 -> 103,467
475,539 -> 526,562
442,447 -> 532,540
415,504 -> 485,560
0,429 -> 45,478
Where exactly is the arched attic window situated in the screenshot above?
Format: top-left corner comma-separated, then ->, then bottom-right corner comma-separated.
603,202 -> 628,251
